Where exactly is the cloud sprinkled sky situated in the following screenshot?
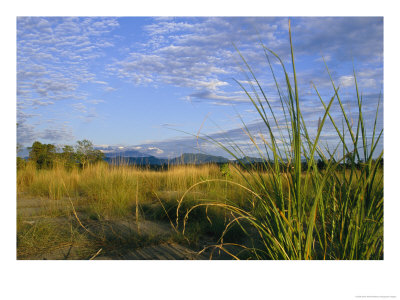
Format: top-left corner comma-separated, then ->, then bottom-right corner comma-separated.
17,17 -> 383,158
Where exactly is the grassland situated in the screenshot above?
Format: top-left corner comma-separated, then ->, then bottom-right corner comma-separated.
16,159 -> 382,260
17,162 -> 255,259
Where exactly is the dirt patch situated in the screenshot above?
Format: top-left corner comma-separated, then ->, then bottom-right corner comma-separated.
17,197 -> 69,216
17,196 -> 209,260
97,242 -> 206,260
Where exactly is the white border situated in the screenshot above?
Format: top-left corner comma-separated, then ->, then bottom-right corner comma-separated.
2,1 -> 398,300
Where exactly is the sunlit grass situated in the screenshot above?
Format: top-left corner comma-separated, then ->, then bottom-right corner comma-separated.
177,20 -> 383,260
17,162 -> 256,258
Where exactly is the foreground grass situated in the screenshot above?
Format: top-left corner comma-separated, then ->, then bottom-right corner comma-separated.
17,162 -> 256,259
186,20 -> 384,260
17,161 -> 379,259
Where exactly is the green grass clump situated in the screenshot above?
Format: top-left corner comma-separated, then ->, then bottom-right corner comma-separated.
178,20 -> 383,260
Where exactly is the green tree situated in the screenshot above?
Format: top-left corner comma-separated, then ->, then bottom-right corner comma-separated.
61,145 -> 76,169
75,139 -> 104,168
28,141 -> 56,169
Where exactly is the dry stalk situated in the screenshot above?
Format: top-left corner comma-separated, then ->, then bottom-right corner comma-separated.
89,248 -> 102,260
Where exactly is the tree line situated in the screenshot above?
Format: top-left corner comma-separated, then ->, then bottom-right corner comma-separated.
17,139 -> 105,170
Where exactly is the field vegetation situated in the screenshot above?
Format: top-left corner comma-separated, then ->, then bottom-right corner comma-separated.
17,155 -> 383,259
17,160 -> 260,259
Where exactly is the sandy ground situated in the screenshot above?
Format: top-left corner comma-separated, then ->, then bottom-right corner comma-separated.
17,196 -> 207,260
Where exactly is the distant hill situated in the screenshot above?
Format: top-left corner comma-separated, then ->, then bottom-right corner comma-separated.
103,152 -> 278,166
104,149 -> 149,158
169,153 -> 229,164
105,155 -> 166,165
105,153 -> 231,166
234,156 -> 265,164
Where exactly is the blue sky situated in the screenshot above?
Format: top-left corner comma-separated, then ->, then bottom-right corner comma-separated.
17,17 -> 383,158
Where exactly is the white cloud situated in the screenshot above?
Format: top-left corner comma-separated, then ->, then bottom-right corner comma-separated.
39,127 -> 75,142
87,99 -> 105,105
109,17 -> 382,108
17,17 -> 120,144
72,103 -> 87,113
108,18 -> 285,105
104,86 -> 117,92
148,146 -> 164,154
189,90 -> 249,103
339,75 -> 354,87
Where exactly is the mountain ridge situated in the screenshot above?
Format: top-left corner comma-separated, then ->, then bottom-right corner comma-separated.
104,152 -> 232,165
